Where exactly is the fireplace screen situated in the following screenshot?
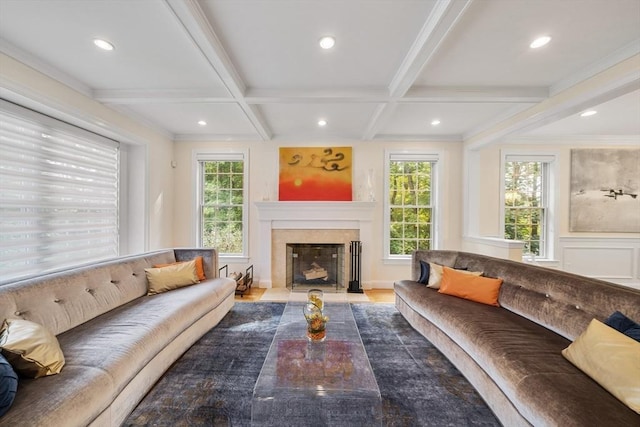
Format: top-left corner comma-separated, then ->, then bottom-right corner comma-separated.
286,243 -> 344,290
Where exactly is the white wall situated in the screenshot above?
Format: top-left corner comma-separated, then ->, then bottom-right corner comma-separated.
7,48 -> 634,287
172,139 -> 464,287
466,140 -> 640,286
0,53 -> 176,253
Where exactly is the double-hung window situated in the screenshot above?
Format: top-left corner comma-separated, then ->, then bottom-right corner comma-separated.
0,100 -> 119,282
385,152 -> 438,258
502,154 -> 555,258
196,151 -> 248,258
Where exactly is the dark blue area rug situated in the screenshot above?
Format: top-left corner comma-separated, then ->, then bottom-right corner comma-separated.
124,302 -> 499,426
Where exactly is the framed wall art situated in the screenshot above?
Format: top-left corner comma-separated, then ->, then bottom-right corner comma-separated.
569,148 -> 640,232
278,147 -> 352,201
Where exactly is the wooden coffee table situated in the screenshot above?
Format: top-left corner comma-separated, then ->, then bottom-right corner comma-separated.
251,302 -> 382,426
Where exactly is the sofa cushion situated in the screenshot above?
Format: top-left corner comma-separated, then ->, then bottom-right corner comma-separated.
605,311 -> 640,341
56,278 -> 236,396
0,353 -> 18,417
562,318 -> 640,414
438,267 -> 502,306
145,260 -> 199,295
0,319 -> 65,378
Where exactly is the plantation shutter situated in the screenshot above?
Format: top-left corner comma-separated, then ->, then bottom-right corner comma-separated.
0,100 -> 119,282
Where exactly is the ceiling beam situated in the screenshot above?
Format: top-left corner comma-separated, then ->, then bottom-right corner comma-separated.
403,86 -> 548,103
95,85 -> 545,105
388,0 -> 474,98
464,54 -> 640,149
163,0 -> 272,140
362,0 -> 473,141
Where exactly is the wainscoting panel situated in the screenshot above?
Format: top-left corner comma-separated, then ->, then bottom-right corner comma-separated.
558,237 -> 640,290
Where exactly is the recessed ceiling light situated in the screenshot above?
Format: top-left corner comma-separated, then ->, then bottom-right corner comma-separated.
319,36 -> 335,50
580,110 -> 597,117
198,120 -> 207,126
530,36 -> 551,49
93,38 -> 115,51
318,119 -> 328,127
431,119 -> 441,126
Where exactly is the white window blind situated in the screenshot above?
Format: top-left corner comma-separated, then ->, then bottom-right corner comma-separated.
0,100 -> 119,283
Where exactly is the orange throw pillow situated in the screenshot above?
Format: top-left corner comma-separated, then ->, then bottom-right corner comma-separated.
438,266 -> 503,307
155,256 -> 206,281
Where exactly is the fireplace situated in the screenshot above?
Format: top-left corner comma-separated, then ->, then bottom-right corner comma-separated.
286,243 -> 345,290
254,201 -> 375,289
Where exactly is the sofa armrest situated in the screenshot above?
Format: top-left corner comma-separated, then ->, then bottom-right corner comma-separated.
174,248 -> 219,279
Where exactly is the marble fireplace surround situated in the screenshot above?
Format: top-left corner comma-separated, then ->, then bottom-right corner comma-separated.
254,202 -> 375,289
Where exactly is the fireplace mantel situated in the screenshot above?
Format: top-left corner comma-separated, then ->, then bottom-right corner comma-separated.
255,201 -> 375,224
254,201 -> 376,288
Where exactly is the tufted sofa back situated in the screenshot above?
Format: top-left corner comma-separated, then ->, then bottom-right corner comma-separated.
0,250 -> 176,336
413,250 -> 640,341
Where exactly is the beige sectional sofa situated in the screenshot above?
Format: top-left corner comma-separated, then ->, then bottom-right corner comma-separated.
394,250 -> 640,427
0,248 -> 236,427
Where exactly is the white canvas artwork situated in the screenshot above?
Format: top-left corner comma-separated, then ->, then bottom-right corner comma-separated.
570,148 -> 640,232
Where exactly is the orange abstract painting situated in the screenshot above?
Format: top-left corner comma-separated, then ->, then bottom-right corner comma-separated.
279,147 -> 352,201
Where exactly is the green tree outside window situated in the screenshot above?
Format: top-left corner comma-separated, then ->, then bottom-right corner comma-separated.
504,161 -> 546,257
389,161 -> 434,256
200,160 -> 244,254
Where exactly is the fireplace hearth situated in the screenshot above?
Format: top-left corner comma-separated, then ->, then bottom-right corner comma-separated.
286,243 -> 345,291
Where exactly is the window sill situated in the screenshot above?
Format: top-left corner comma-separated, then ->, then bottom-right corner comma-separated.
521,258 -> 559,268
219,256 -> 250,264
383,257 -> 411,265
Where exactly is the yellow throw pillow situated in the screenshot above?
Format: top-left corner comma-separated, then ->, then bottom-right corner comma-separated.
0,319 -> 65,378
438,267 -> 503,307
426,263 -> 482,289
154,256 -> 206,281
562,319 -> 640,414
145,259 -> 199,295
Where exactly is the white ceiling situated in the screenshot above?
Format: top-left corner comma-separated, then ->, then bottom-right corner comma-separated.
0,0 -> 639,144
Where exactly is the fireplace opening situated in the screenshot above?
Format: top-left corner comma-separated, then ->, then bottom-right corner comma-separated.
286,243 -> 345,291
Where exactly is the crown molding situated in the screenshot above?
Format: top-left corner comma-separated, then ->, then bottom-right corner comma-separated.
94,89 -> 233,104
173,133 -> 261,142
373,133 -> 463,142
0,40 -> 92,97
506,134 -> 640,145
404,86 -> 548,103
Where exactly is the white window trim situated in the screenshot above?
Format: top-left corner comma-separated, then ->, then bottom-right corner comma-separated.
500,150 -> 558,262
383,149 -> 441,263
192,149 -> 250,263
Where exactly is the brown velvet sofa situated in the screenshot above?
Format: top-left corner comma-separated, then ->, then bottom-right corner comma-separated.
0,248 -> 236,427
394,250 -> 640,427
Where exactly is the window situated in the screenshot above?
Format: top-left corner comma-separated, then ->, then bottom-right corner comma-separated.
0,100 -> 119,282
385,152 -> 438,258
196,152 -> 248,257
503,155 -> 554,258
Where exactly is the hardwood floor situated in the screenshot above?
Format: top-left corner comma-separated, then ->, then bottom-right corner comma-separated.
363,289 -> 396,304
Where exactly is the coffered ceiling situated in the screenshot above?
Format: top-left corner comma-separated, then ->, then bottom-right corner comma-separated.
1,0 -> 638,144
